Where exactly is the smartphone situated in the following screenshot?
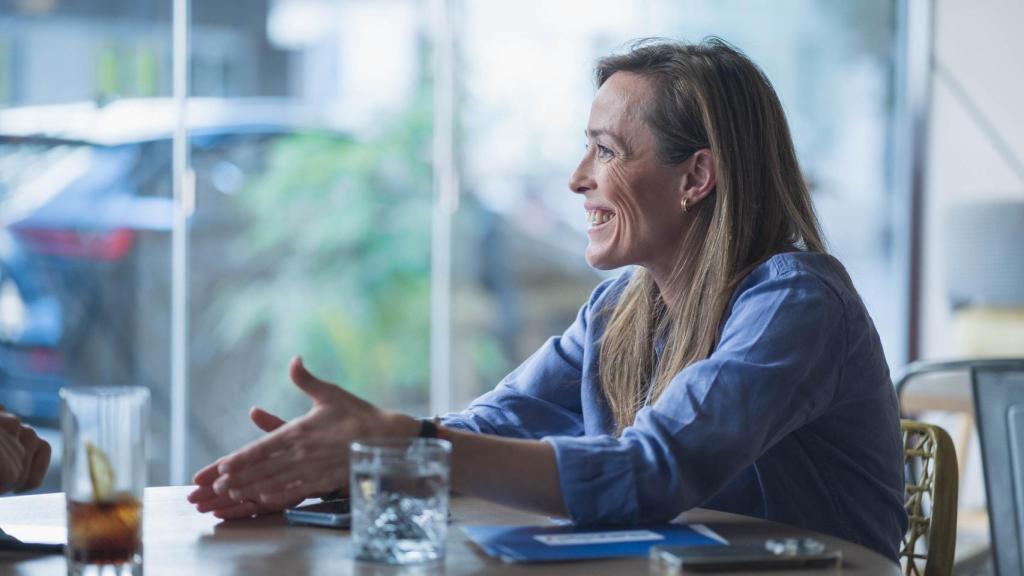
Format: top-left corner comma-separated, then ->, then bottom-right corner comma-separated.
650,539 -> 842,572
284,499 -> 352,529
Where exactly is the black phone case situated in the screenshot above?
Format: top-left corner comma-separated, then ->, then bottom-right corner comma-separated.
283,499 -> 352,529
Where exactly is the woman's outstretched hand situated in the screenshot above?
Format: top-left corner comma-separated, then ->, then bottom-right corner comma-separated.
187,356 -> 418,519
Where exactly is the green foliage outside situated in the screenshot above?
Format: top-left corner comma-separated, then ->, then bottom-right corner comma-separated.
214,96 -> 434,413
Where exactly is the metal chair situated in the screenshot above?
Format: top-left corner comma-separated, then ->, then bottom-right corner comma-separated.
900,419 -> 959,576
895,358 -> 1024,575
895,360 -> 983,482
895,358 -> 1024,409
971,359 -> 1024,576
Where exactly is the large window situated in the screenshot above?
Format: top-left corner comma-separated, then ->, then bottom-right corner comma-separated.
0,1 -> 174,488
183,0 -> 434,476
0,0 -> 906,489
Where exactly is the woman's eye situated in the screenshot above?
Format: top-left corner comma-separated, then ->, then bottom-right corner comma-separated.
584,142 -> 615,161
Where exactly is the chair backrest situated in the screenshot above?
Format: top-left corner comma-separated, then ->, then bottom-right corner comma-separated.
895,359 -> 1004,415
896,358 -> 1024,400
901,419 -> 959,576
972,360 -> 1024,576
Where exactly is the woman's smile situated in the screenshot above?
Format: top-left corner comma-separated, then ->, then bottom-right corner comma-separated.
586,209 -> 616,232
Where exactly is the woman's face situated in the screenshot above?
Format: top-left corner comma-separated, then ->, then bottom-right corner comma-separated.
569,71 -> 691,278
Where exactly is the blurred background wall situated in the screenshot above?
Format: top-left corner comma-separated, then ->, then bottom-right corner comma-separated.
921,0 -> 1024,359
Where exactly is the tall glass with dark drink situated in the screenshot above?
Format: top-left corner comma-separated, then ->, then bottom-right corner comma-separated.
61,387 -> 148,576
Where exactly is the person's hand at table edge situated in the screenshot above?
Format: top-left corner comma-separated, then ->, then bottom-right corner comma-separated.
0,405 -> 52,494
188,356 -> 419,519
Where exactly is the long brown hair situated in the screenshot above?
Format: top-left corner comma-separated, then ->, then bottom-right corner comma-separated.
596,38 -> 827,433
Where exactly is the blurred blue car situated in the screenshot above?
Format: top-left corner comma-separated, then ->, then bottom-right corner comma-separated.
0,229 -> 64,424
0,98 -> 342,426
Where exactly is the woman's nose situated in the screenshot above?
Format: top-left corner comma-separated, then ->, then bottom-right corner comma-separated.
568,156 -> 594,195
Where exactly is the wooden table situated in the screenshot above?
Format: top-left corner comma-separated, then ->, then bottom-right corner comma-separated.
0,486 -> 899,575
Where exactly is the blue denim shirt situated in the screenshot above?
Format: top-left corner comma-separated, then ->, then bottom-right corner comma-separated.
441,252 -> 908,562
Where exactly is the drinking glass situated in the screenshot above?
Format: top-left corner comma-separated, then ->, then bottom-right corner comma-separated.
60,386 -> 149,576
350,438 -> 451,564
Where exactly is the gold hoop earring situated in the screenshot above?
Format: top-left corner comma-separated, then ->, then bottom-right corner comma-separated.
681,198 -> 690,214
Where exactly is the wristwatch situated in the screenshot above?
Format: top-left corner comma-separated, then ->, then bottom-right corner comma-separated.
418,416 -> 441,438
320,419 -> 445,503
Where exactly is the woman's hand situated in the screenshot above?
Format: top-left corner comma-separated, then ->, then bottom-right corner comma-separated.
188,357 -> 418,519
188,407 -> 300,518
0,406 -> 51,494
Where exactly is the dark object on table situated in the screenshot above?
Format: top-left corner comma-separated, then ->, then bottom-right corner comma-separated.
649,538 -> 841,572
0,527 -> 64,556
284,499 -> 352,529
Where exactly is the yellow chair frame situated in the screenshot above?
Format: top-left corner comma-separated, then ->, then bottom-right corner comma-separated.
900,419 -> 959,576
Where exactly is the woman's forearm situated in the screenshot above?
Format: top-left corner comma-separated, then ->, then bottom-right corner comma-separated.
445,427 -> 568,518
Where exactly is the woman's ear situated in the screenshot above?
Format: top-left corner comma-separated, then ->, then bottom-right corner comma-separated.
679,148 -> 716,208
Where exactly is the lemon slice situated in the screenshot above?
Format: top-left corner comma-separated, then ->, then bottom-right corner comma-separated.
85,442 -> 116,501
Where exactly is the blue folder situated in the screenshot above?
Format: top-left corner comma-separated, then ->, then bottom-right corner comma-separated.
462,522 -> 726,563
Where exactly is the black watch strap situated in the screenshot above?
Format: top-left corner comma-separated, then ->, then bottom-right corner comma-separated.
321,419 -> 440,502
419,417 -> 439,438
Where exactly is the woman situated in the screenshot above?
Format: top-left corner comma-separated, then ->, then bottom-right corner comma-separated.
190,38 -> 908,561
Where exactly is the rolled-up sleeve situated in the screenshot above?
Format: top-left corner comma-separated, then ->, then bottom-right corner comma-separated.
544,268 -> 845,524
440,276 -> 621,440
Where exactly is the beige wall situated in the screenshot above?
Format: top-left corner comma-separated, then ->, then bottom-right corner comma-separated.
921,0 -> 1024,358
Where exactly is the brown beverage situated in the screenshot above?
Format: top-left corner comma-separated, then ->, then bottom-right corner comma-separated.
67,496 -> 142,564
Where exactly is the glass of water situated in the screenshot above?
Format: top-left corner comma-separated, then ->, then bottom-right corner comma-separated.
350,438 -> 451,564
